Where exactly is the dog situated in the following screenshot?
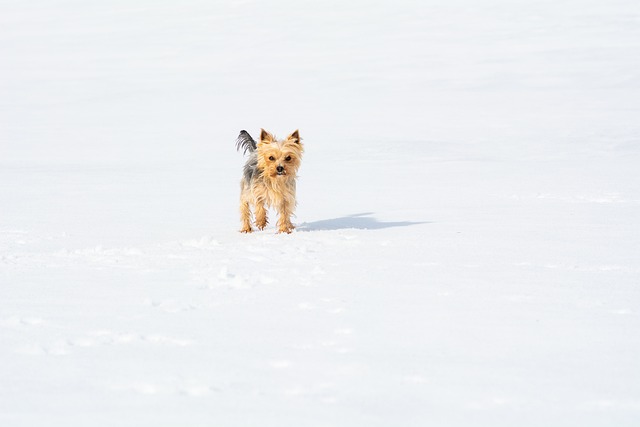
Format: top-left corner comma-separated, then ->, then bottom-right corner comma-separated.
236,129 -> 303,233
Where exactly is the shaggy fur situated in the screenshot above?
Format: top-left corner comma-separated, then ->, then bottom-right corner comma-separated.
236,129 -> 303,233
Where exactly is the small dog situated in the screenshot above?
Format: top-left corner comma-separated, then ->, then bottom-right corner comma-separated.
236,129 -> 303,233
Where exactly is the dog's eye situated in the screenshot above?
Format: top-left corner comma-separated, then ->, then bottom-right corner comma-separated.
268,156 -> 275,161
285,156 -> 292,161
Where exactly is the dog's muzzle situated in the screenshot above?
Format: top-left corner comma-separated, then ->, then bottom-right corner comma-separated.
276,165 -> 285,175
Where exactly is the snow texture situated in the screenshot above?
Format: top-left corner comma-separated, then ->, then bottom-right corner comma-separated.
1,0 -> 640,426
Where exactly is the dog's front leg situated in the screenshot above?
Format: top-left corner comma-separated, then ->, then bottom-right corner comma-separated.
255,201 -> 268,231
276,201 -> 294,234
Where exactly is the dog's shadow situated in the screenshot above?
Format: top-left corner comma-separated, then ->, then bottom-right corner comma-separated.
298,212 -> 429,231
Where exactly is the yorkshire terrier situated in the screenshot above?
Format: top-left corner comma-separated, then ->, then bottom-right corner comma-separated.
236,129 -> 303,233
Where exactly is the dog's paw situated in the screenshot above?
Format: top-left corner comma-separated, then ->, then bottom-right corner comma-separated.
277,225 -> 294,234
240,227 -> 253,233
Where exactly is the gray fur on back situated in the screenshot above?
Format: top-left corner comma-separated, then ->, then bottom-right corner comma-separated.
242,153 -> 259,185
236,130 -> 262,185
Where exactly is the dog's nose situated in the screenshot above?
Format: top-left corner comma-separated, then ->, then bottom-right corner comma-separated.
276,166 -> 285,173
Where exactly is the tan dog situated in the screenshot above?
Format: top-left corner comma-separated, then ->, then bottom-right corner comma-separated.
236,129 -> 303,233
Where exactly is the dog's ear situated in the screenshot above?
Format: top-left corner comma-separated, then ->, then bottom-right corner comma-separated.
260,128 -> 274,144
287,130 -> 300,144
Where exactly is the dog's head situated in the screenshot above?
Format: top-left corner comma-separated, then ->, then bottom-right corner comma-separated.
256,129 -> 303,179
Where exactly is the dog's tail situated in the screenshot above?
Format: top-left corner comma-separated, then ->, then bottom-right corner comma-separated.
236,130 -> 257,155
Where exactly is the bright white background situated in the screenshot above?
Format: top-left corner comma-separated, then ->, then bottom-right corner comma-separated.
1,1 -> 639,425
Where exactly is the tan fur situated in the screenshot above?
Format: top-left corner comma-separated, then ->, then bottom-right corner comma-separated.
240,129 -> 303,233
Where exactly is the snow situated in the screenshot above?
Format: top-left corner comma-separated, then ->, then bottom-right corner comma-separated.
1,0 -> 640,425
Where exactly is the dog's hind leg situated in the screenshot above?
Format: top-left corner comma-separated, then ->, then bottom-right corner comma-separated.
240,198 -> 253,233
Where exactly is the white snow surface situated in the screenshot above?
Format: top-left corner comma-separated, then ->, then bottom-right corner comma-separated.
2,0 -> 640,425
